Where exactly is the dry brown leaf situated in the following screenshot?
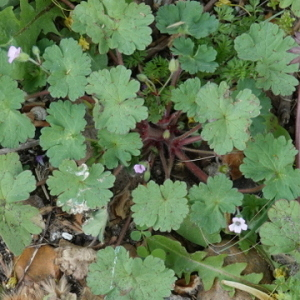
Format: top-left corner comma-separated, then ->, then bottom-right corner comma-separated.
110,185 -> 132,220
55,240 -> 96,280
80,287 -> 105,300
14,245 -> 60,283
174,275 -> 200,295
2,282 -> 45,300
221,151 -> 244,180
40,275 -> 77,300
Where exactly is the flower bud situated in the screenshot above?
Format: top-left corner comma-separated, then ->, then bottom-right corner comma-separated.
16,52 -> 30,62
137,74 -> 149,82
143,169 -> 151,182
163,129 -> 170,140
32,46 -> 40,56
168,58 -> 179,73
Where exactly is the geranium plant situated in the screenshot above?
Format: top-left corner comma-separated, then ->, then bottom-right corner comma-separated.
0,0 -> 300,299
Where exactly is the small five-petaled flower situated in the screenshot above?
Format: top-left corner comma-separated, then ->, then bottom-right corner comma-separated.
228,217 -> 248,234
133,164 -> 146,174
7,46 -> 21,63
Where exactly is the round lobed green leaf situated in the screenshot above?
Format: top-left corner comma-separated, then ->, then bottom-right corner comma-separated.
156,1 -> 218,38
87,246 -> 175,299
47,160 -> 115,213
240,133 -> 300,200
87,66 -> 148,134
132,179 -> 189,232
0,76 -> 35,148
189,174 -> 243,234
42,38 -> 91,101
260,199 -> 300,254
40,100 -> 87,167
72,0 -> 154,55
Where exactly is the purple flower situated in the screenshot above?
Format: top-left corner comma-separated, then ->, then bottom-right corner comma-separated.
7,46 -> 21,63
133,164 -> 146,174
228,217 -> 248,234
36,155 -> 45,166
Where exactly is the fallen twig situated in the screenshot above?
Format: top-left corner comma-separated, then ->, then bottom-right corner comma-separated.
0,139 -> 39,155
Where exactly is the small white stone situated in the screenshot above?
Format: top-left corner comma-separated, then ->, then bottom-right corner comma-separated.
62,232 -> 73,240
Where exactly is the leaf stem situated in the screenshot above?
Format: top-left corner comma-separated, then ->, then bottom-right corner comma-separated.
25,90 -> 50,100
173,124 -> 202,142
295,85 -> 300,169
295,85 -> 300,203
180,147 -> 215,156
58,0 -> 75,9
115,49 -> 124,66
238,184 -> 264,194
173,148 -> 208,182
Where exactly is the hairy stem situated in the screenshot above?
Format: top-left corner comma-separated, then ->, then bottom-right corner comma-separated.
173,148 -> 208,182
173,123 -> 202,142
238,184 -> 264,194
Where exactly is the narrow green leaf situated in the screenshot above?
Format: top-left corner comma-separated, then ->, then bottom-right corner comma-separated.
147,235 -> 262,291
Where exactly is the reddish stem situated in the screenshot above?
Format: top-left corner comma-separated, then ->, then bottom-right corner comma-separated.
108,50 -> 118,65
176,135 -> 202,147
173,123 -> 202,142
115,50 -> 124,66
295,85 -> 300,203
295,85 -> 300,169
173,148 -> 208,182
158,145 -> 170,179
25,90 -> 50,100
238,184 -> 264,194
59,0 -> 75,9
79,95 -> 95,104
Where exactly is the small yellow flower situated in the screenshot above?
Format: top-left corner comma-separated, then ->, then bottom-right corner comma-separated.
64,16 -> 73,29
273,267 -> 287,279
6,276 -> 17,289
215,0 -> 231,7
78,36 -> 90,51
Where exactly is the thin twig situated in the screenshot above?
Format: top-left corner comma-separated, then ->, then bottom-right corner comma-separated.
115,212 -> 132,247
0,140 -> 40,155
35,165 -> 50,201
15,211 -> 53,289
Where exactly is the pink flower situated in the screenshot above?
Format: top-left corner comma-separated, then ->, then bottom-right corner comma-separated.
7,46 -> 21,63
228,217 -> 248,234
133,164 -> 146,174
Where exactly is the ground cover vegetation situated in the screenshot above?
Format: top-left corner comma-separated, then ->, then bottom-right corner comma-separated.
0,0 -> 300,299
